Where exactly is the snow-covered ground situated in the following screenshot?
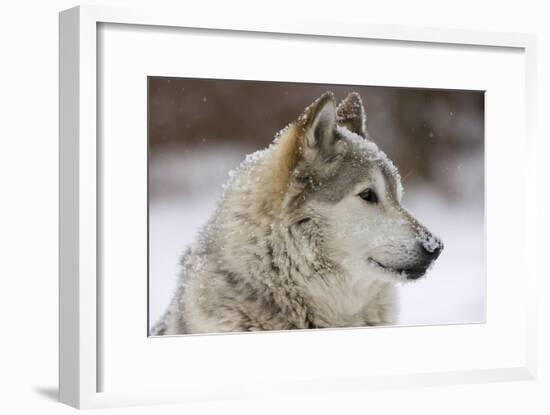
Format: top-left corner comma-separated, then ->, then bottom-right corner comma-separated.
148,147 -> 485,329
397,188 -> 485,326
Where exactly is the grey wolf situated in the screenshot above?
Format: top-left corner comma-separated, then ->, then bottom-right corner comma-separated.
152,91 -> 443,335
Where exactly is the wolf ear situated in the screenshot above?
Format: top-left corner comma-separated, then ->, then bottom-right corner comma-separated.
269,92 -> 342,197
300,92 -> 338,154
337,92 -> 366,138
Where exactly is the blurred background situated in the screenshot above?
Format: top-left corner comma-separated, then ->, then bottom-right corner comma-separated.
148,77 -> 485,329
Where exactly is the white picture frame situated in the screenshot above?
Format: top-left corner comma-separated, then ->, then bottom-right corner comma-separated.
59,4 -> 538,409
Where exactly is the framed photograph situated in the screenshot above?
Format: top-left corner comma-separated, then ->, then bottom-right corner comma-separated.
59,4 -> 538,409
148,77 -> 481,335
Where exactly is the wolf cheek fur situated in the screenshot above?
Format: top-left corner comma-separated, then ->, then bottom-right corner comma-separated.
152,92 -> 443,335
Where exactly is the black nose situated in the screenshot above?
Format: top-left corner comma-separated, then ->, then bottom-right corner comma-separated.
420,239 -> 443,260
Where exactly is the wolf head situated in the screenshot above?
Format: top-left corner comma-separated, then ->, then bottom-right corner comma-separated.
258,91 -> 443,282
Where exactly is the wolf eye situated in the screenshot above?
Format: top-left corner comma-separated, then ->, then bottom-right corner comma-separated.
358,188 -> 378,204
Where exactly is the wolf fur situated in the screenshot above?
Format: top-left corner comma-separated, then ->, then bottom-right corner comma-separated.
152,92 -> 443,335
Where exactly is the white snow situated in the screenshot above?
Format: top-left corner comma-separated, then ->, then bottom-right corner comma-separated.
398,187 -> 485,326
